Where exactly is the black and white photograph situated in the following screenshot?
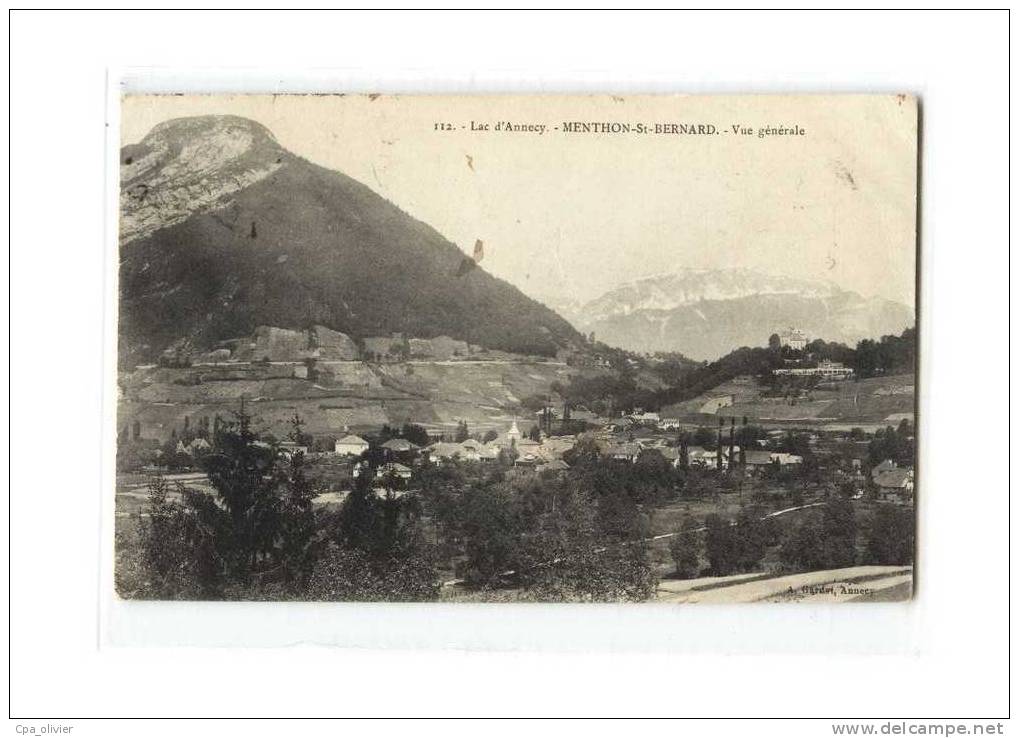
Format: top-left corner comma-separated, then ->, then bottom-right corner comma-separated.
115,94 -> 917,604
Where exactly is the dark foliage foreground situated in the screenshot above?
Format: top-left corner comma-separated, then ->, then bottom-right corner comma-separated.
120,409 -> 912,602
122,410 -> 662,602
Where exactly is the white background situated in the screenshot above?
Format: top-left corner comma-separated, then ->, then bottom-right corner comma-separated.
6,8 -> 1013,729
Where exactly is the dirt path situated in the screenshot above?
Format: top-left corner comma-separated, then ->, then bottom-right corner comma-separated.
657,565 -> 912,603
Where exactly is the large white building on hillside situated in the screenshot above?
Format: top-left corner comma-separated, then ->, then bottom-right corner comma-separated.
334,434 -> 370,456
773,359 -> 854,379
779,328 -> 808,350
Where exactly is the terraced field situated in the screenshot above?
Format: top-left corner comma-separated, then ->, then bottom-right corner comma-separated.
665,373 -> 915,431
118,358 -> 589,442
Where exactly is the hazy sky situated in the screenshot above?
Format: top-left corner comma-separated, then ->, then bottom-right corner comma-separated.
122,94 -> 917,308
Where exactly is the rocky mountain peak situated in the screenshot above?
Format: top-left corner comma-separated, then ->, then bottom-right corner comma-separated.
566,267 -> 912,359
118,115 -> 582,366
582,267 -> 840,322
120,115 -> 285,245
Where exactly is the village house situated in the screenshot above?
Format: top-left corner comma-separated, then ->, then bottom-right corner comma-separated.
536,435 -> 577,461
773,358 -> 854,379
381,437 -> 420,455
779,327 -> 808,350
419,420 -> 577,466
871,459 -> 898,479
724,446 -> 743,468
607,416 -> 639,433
537,458 -> 570,476
742,450 -> 775,471
334,434 -> 370,457
473,445 -> 501,462
515,437 -> 542,455
380,437 -> 421,465
514,451 -> 541,468
534,406 -> 561,420
370,485 -> 409,500
686,446 -> 716,468
874,467 -> 914,504
771,452 -> 803,466
815,359 -> 854,378
377,462 -> 413,482
740,449 -> 803,473
459,438 -> 486,454
633,436 -> 666,450
458,438 -> 500,462
680,445 -> 743,469
658,446 -> 681,464
603,442 -> 641,463
629,410 -> 661,425
425,441 -> 464,464
278,440 -> 308,458
181,437 -> 211,456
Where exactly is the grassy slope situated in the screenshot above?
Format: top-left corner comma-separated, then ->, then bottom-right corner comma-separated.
119,359 -> 587,442
119,152 -> 582,366
666,373 -> 915,428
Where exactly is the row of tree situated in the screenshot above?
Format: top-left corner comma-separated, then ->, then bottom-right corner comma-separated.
576,325 -> 919,414
128,410 -> 670,602
668,499 -> 915,579
868,419 -> 915,467
416,454 -> 663,600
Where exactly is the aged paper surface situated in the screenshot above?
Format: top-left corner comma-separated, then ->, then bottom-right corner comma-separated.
115,94 -> 917,604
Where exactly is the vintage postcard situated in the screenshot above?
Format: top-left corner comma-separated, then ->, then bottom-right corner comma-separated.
114,94 -> 917,604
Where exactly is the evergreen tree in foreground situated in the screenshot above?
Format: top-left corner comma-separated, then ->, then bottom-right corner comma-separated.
137,401 -> 325,596
276,448 -> 318,586
201,403 -> 281,580
669,516 -> 701,579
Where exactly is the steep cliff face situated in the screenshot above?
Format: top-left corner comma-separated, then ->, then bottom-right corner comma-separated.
120,116 -> 285,245
563,268 -> 913,360
118,115 -> 582,367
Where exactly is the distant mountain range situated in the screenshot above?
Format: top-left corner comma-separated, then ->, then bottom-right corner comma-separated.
118,115 -> 582,367
557,268 -> 914,360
